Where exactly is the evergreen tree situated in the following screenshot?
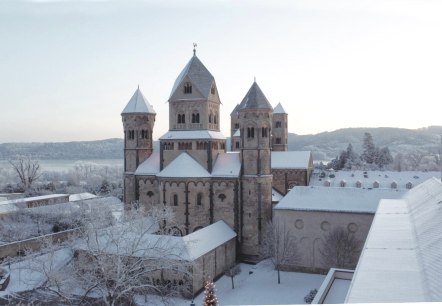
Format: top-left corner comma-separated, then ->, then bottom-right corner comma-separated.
203,278 -> 219,306
361,132 -> 376,164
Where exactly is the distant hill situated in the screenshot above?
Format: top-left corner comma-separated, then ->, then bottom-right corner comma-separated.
1,126 -> 440,161
0,138 -> 124,160
288,126 -> 442,161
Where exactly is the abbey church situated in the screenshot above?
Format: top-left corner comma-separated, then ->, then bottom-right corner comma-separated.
121,51 -> 313,259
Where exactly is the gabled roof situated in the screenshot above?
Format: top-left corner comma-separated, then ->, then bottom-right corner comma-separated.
135,152 -> 160,176
271,151 -> 311,169
211,152 -> 241,178
157,152 -> 210,178
238,82 -> 273,111
169,55 -> 215,100
159,130 -> 226,140
273,102 -> 287,114
232,129 -> 240,137
346,178 -> 442,303
121,87 -> 156,115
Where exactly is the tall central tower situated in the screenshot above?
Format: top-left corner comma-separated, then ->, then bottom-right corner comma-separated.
238,82 -> 273,258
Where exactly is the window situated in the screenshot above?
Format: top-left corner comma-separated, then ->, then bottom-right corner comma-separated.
234,123 -> 239,129
235,141 -> 240,149
141,130 -> 149,139
197,193 -> 203,206
173,194 -> 178,206
275,137 -> 281,144
177,114 -> 185,124
127,130 -> 135,140
192,113 -> 200,123
214,114 -> 217,124
209,114 -> 212,123
276,121 -> 282,128
184,82 -> 192,94
247,127 -> 254,138
262,127 -> 268,138
211,86 -> 216,95
147,191 -> 154,198
218,193 -> 226,202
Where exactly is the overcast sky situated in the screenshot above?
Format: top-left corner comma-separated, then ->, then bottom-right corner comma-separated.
1,0 -> 441,143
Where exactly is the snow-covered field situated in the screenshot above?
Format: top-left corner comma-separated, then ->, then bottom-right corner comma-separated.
138,260 -> 325,306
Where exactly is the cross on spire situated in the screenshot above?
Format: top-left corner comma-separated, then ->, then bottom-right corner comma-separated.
193,43 -> 197,56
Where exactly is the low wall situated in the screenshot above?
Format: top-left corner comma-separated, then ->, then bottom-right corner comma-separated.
0,228 -> 80,260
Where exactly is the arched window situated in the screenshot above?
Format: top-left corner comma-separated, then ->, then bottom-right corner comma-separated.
184,82 -> 192,94
173,194 -> 178,206
209,114 -> 212,123
247,127 -> 254,138
214,114 -> 217,124
262,127 -> 268,137
178,114 -> 185,124
196,113 -> 200,123
211,86 -> 216,95
177,114 -> 181,124
276,121 -> 282,128
197,193 -> 203,206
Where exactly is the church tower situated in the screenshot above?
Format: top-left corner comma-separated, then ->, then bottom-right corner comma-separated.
272,102 -> 288,151
238,81 -> 273,259
160,49 -> 225,172
121,87 -> 156,204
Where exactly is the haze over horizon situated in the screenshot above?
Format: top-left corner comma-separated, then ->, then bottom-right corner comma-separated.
1,0 -> 442,142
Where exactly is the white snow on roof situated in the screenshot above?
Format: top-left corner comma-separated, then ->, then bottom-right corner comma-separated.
311,169 -> 439,189
135,152 -> 160,175
233,129 -> 240,137
272,188 -> 284,202
121,87 -> 156,114
212,152 -> 241,178
69,193 -> 97,202
346,178 -> 442,303
274,186 -> 405,213
0,194 -> 68,206
159,130 -> 226,140
157,152 -> 210,178
273,102 -> 287,114
183,220 -> 236,260
271,151 -> 311,169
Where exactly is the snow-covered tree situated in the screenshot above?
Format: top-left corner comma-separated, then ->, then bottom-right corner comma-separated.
203,278 -> 219,306
319,226 -> 362,269
361,132 -> 376,165
9,156 -> 41,192
260,218 -> 299,284
375,146 -> 393,169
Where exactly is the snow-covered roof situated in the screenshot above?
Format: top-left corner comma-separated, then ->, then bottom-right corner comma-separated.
238,82 -> 273,110
169,55 -> 215,100
271,151 -> 311,169
273,102 -> 287,114
274,186 -> 405,213
272,188 -> 284,202
121,87 -> 156,114
346,178 -> 442,303
157,152 -> 211,178
69,193 -> 97,202
232,129 -> 240,137
135,152 -> 160,175
0,194 -> 68,206
182,220 -> 236,260
75,220 -> 236,261
159,130 -> 226,140
211,152 -> 241,178
310,170 -> 439,189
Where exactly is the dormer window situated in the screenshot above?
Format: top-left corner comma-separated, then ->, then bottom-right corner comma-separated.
211,86 -> 216,95
184,82 -> 192,94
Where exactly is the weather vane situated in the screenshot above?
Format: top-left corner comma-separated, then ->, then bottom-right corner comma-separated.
193,43 -> 197,55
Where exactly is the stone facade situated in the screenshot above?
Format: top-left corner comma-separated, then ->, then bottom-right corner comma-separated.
122,52 -> 313,259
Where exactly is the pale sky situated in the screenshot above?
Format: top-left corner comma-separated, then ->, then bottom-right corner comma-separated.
1,0 -> 441,143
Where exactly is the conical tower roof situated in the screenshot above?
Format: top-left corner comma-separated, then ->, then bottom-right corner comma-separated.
169,54 -> 215,100
121,87 -> 156,115
273,102 -> 287,114
238,82 -> 273,111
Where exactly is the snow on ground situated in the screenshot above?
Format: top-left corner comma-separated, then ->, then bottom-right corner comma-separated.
323,279 -> 351,304
0,248 -> 73,297
137,259 -> 325,306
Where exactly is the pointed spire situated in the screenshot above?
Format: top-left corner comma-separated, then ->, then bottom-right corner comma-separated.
273,102 -> 287,114
193,42 -> 197,56
238,82 -> 273,111
169,54 -> 215,100
121,87 -> 156,115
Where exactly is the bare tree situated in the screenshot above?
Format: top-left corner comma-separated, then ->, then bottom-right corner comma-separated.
260,218 -> 299,284
405,151 -> 425,170
319,226 -> 362,269
9,156 -> 41,192
25,206 -> 192,306
224,264 -> 241,289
